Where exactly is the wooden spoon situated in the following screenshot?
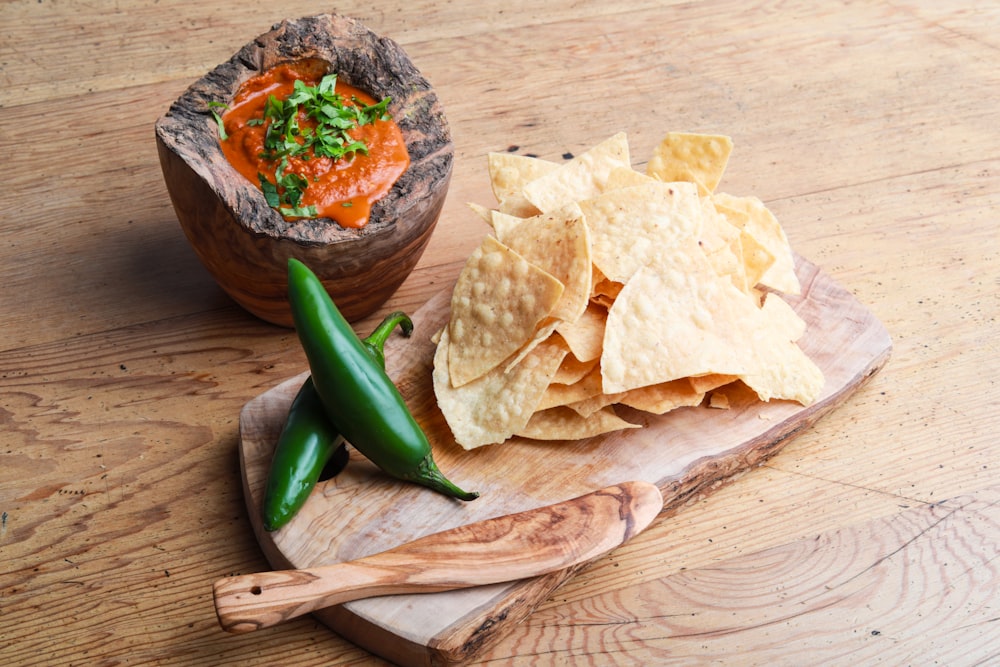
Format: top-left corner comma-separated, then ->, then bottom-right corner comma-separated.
214,480 -> 663,633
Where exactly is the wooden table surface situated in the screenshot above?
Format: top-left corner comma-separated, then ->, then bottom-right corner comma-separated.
2,1 -> 998,665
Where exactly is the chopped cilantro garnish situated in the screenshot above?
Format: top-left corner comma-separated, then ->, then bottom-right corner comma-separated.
237,73 -> 391,219
258,165 -> 318,219
208,101 -> 229,141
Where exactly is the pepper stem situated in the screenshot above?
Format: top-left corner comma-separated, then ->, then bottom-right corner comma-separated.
406,453 -> 479,501
362,311 -> 413,369
363,312 -> 477,501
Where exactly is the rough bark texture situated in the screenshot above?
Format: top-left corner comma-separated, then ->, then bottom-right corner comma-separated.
155,13 -> 453,325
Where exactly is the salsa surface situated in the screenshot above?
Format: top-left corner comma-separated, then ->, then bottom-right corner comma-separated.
220,59 -> 409,228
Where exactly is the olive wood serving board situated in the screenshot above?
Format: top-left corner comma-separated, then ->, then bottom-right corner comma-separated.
236,255 -> 891,666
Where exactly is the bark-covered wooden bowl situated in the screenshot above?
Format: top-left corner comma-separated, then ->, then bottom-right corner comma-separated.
155,13 -> 453,326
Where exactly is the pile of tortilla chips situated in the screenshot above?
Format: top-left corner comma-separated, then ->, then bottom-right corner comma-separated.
432,131 -> 825,450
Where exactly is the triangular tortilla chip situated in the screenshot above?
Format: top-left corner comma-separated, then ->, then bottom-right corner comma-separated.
579,181 -> 703,283
447,235 -> 564,387
602,259 -> 760,393
492,202 -> 592,323
647,132 -> 733,194
433,328 -> 568,449
738,295 -> 823,404
488,152 -> 559,203
521,132 -> 631,212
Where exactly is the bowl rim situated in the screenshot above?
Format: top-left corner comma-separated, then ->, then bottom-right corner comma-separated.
155,12 -> 454,246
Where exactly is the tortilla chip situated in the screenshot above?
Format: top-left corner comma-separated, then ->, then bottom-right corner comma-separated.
552,350 -> 600,386
436,130 -> 823,448
738,296 -> 824,405
647,132 -> 733,194
688,373 -> 739,394
517,406 -> 640,441
602,259 -> 760,393
606,165 -> 658,190
522,132 -> 631,212
619,378 -> 705,414
579,181 -> 703,283
492,203 -> 592,323
708,392 -> 731,409
488,152 -> 559,203
447,235 -> 565,387
536,363 -> 606,412
740,342 -> 824,405
759,293 -> 808,341
604,258 -> 821,403
713,193 -> 800,294
554,302 -> 607,363
467,202 -> 494,226
433,328 -> 569,449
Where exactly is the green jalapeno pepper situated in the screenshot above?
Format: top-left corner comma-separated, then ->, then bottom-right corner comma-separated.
287,257 -> 478,501
261,376 -> 346,531
261,311 -> 416,531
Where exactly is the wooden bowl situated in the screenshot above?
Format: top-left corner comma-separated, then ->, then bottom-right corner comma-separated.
155,13 -> 453,326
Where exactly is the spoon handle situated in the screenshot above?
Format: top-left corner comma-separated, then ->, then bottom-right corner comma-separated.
214,480 -> 663,633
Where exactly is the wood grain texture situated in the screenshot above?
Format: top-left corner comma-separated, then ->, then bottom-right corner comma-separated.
213,481 -> 662,633
234,254 -> 890,664
485,484 -> 1000,665
2,1 -> 999,665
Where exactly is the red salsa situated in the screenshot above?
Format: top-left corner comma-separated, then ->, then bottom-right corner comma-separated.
219,59 -> 409,228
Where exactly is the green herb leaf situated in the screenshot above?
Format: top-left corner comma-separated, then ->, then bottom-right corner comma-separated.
258,174 -> 280,208
242,73 -> 392,219
208,101 -> 229,140
280,204 -> 319,218
276,170 -> 309,208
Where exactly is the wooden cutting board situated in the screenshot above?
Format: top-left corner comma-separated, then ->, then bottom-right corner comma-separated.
237,254 -> 891,666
